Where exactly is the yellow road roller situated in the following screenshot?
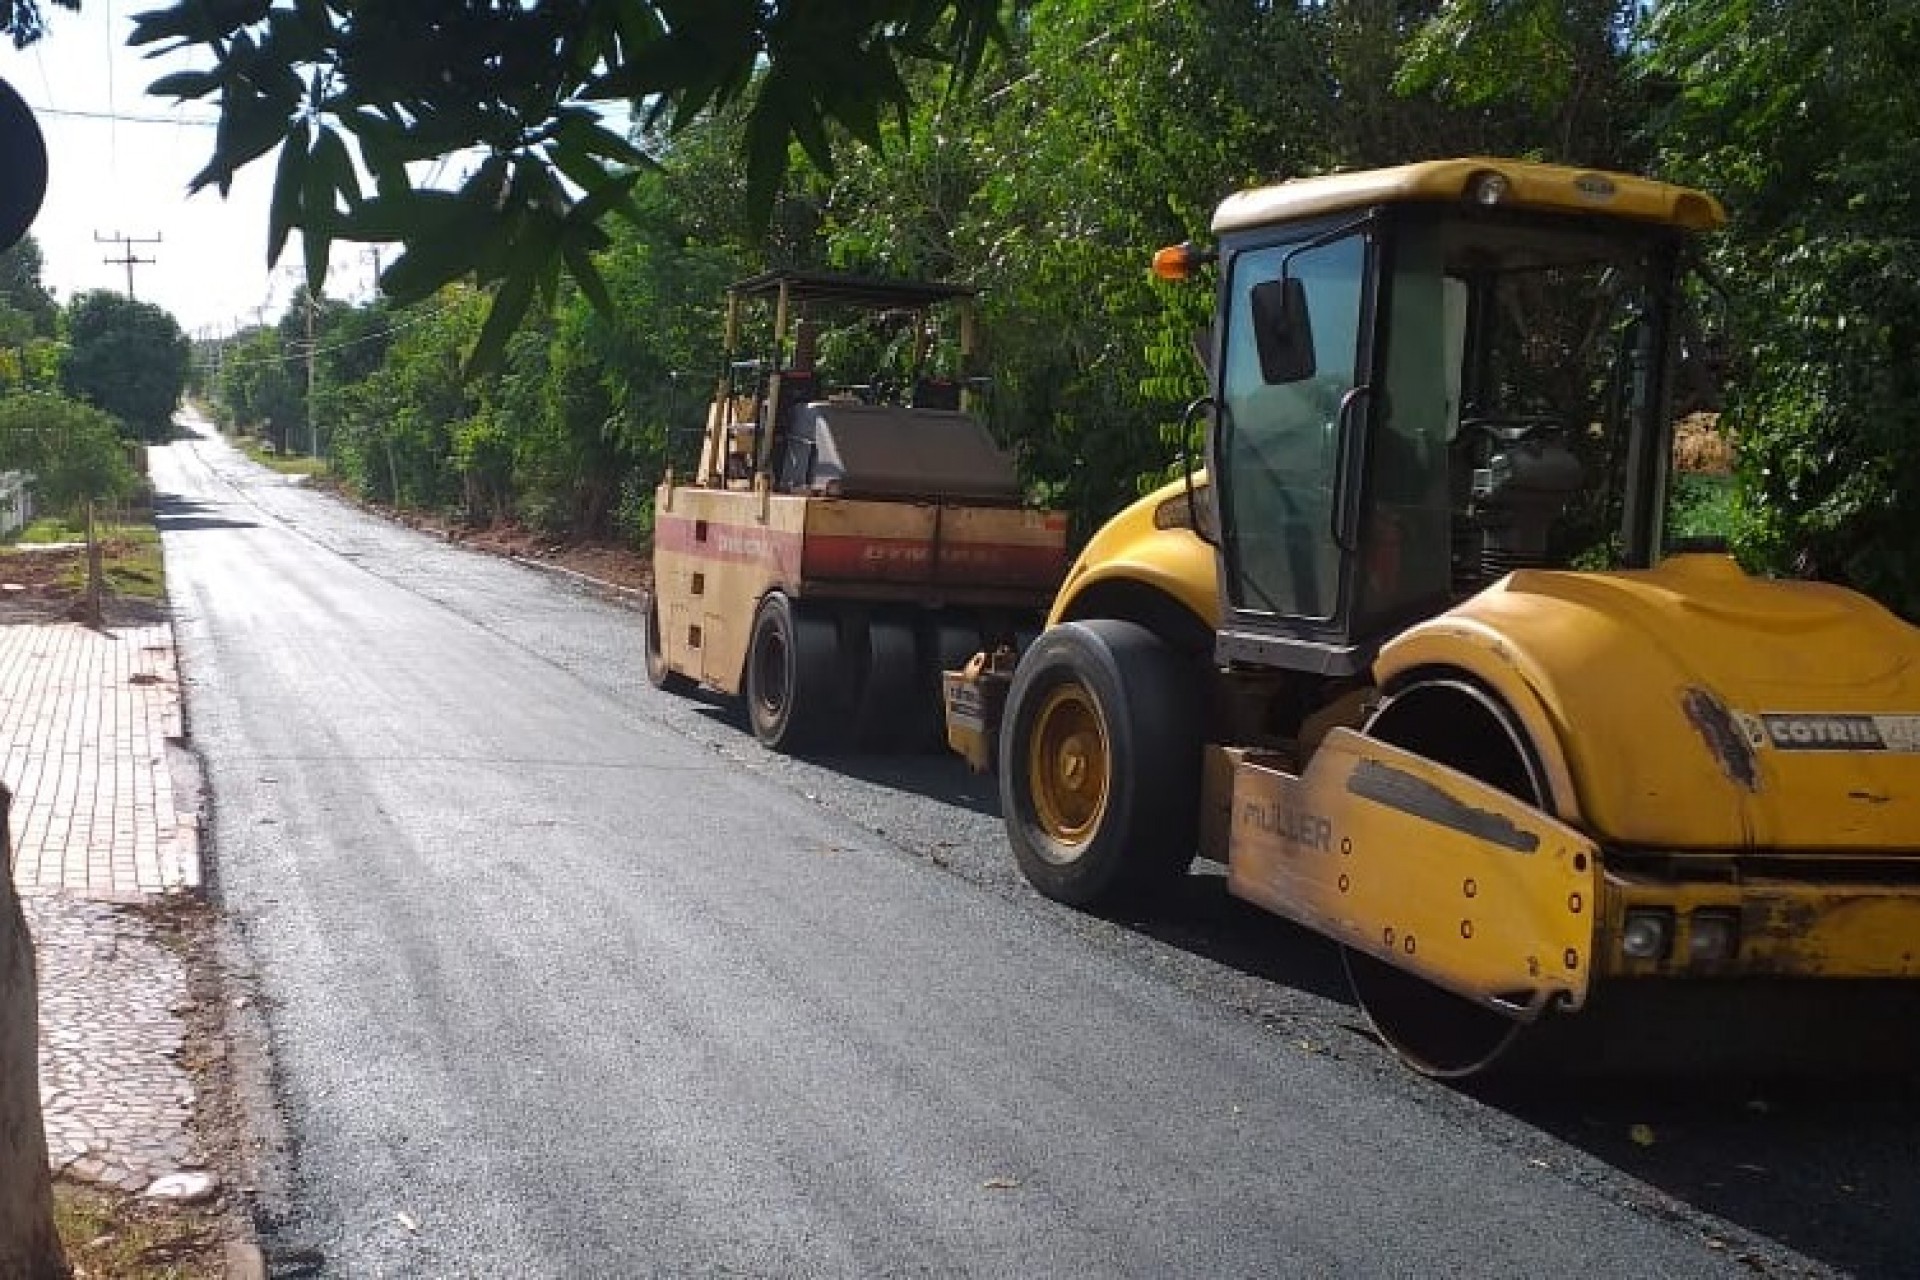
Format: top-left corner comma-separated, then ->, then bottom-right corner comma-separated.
945,158 -> 1920,1076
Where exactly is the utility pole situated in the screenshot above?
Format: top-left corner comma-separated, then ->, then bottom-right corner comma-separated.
304,287 -> 318,458
94,231 -> 161,299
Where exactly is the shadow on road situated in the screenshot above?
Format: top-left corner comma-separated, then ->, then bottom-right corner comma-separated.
153,494 -> 257,533
680,693 -> 1919,1275
1118,867 -> 1357,1007
1476,1072 -> 1920,1277
891,758 -> 1918,1275
825,752 -> 1001,817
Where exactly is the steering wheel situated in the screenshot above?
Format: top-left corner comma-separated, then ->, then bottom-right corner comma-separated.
1456,415 -> 1566,446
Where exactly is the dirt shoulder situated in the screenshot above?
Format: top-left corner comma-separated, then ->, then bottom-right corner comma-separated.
326,485 -> 654,595
452,522 -> 653,593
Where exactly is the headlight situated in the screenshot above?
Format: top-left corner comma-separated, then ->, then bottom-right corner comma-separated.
1621,908 -> 1674,960
1687,910 -> 1741,962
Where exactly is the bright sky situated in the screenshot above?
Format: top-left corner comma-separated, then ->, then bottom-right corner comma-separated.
0,0 -> 375,337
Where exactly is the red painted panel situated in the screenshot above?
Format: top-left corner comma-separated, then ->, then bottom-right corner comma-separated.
803,534 -> 1067,587
655,512 -> 804,579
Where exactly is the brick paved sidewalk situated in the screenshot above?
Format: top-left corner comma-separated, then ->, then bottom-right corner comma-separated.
1,622 -> 197,896
2,621 -> 209,1193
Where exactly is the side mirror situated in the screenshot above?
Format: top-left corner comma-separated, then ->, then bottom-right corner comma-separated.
1250,277 -> 1316,385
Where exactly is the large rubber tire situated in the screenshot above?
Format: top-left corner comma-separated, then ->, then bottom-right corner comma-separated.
643,590 -> 695,696
746,593 -> 843,753
999,620 -> 1202,909
850,614 -> 922,751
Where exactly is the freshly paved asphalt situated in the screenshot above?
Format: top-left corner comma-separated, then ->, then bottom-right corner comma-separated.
154,414 -> 1790,1277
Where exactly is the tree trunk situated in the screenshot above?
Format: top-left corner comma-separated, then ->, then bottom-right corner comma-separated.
78,502 -> 103,630
0,785 -> 67,1280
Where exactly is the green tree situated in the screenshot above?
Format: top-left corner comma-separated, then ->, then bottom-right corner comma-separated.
522,211 -> 740,540
330,289 -> 486,509
307,296 -> 397,460
0,391 -> 139,513
808,0 -> 1330,531
60,290 -> 190,442
1390,0 -> 1649,166
216,324 -> 305,451
0,236 -> 60,393
1642,0 -> 1920,617
0,236 -> 56,335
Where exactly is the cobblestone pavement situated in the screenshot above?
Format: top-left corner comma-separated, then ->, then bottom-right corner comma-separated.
2,621 -> 207,1194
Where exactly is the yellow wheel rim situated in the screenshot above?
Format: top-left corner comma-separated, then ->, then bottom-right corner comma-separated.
1027,681 -> 1110,850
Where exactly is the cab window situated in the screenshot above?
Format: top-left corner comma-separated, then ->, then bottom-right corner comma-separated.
1218,233 -> 1366,621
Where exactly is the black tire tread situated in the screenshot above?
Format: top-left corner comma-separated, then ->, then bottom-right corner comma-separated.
999,619 -> 1202,909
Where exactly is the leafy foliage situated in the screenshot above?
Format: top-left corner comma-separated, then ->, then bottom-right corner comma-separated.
216,324 -> 306,451
1643,0 -> 1920,616
160,0 -> 1920,625
136,0 -> 1005,371
0,0 -> 75,48
0,237 -> 61,392
0,391 -> 139,512
60,291 -> 190,442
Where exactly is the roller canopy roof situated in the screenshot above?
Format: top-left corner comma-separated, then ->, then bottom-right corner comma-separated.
727,269 -> 975,309
1212,158 -> 1726,234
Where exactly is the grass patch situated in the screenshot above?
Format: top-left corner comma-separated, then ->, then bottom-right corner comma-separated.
9,516 -> 159,548
53,1181 -> 223,1278
0,515 -> 166,607
57,537 -> 166,600
238,440 -> 328,477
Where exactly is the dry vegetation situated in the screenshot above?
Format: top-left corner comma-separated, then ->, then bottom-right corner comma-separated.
1673,411 -> 1734,475
52,1183 -> 224,1280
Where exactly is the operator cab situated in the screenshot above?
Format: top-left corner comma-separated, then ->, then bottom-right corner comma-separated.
1183,161 -> 1721,677
695,270 -> 1022,505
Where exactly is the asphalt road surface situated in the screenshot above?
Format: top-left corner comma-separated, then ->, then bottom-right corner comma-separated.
153,413 -> 1906,1278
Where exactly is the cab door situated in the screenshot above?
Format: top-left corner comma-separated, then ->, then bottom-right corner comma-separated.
1211,226 -> 1376,675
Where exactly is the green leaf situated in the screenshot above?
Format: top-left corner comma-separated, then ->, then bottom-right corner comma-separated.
266,118 -> 310,265
146,69 -> 221,100
466,255 -> 540,377
553,112 -> 649,168
548,147 -> 645,228
566,169 -> 642,231
742,98 -> 795,231
128,0 -> 270,48
302,224 -> 332,296
344,190 -> 461,243
380,241 -> 472,305
291,0 -> 333,38
310,124 -> 362,212
379,206 -> 491,302
191,99 -> 292,196
302,126 -> 338,292
264,6 -> 325,66
560,234 -> 615,317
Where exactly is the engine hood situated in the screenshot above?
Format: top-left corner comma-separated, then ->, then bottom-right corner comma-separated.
1377,554 -> 1920,852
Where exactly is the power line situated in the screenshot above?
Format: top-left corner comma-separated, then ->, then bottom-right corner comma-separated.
103,0 -> 118,180
30,105 -> 219,126
197,296 -> 469,374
